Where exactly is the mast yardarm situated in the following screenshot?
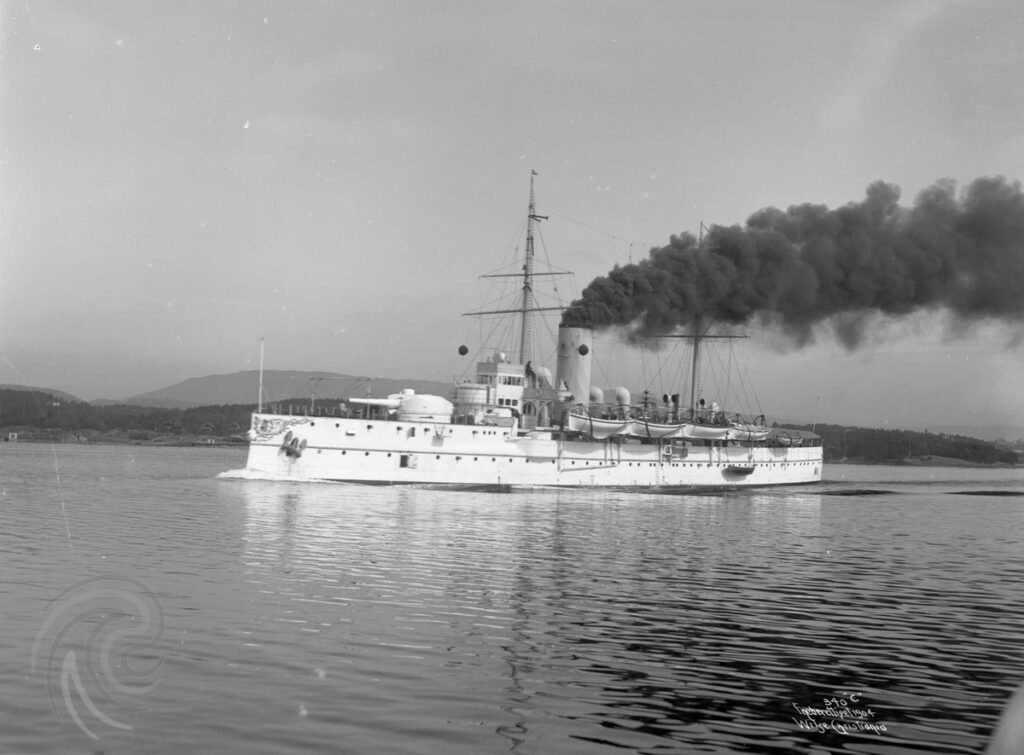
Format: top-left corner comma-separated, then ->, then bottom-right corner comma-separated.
463,173 -> 563,359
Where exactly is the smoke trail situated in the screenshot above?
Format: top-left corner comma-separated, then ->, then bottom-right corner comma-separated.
561,176 -> 1024,347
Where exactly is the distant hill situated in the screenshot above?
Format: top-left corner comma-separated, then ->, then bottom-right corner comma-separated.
117,370 -> 453,409
0,384 -> 81,402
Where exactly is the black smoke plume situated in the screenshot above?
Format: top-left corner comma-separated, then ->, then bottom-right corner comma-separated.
561,177 -> 1024,348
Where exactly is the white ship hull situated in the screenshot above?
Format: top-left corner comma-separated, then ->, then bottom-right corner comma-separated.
243,413 -> 823,490
237,179 -> 825,491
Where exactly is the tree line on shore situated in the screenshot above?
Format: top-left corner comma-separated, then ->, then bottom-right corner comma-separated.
0,388 -> 1019,463
797,423 -> 1019,465
0,389 -> 255,440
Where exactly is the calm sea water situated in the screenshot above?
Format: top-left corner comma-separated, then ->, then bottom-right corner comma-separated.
2,443 -> 1023,754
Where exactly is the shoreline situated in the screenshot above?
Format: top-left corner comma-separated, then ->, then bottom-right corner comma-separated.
2,435 -> 246,449
831,456 -> 1019,469
4,437 -> 1018,467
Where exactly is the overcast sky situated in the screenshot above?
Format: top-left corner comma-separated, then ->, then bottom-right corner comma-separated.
2,0 -> 1022,430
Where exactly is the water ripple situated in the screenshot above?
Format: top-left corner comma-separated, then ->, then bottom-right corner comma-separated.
2,447 -> 1022,753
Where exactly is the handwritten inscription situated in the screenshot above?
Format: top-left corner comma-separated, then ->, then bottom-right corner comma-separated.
792,692 -> 887,736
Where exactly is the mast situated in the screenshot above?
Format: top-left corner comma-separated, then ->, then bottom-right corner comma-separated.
690,224 -> 706,417
643,227 -> 748,419
689,318 -> 701,417
463,172 -> 564,360
519,171 -> 547,364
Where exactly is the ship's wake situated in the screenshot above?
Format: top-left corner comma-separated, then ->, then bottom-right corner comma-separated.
217,469 -> 363,486
217,468 -> 314,483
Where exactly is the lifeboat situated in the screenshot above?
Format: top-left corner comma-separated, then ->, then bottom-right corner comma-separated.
727,423 -> 771,441
680,424 -> 730,441
626,418 -> 687,438
567,411 -> 630,439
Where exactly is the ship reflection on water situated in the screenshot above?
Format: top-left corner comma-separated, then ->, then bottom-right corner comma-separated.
231,479 -> 1018,753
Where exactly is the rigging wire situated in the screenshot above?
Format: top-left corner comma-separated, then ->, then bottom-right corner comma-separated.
549,212 -> 659,255
734,343 -> 760,418
530,223 -> 576,368
461,200 -> 576,375
699,337 -> 765,420
742,359 -> 767,420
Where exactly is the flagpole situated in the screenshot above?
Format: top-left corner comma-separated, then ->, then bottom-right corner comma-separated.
257,337 -> 265,413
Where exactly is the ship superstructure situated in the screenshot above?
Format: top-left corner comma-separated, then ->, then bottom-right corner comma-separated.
242,176 -> 823,489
